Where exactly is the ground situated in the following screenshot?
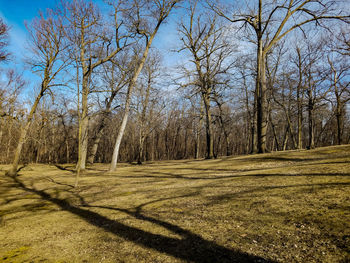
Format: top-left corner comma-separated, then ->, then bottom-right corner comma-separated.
0,145 -> 349,262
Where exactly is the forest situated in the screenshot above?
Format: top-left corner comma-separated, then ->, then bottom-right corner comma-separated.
0,0 -> 349,180
1,1 -> 350,262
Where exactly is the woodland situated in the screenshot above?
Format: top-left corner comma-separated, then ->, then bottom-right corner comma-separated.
0,0 -> 349,185
1,1 -> 350,262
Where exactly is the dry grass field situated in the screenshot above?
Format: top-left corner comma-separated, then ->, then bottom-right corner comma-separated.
0,145 -> 349,262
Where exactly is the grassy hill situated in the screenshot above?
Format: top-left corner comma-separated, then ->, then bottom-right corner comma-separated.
0,145 -> 349,262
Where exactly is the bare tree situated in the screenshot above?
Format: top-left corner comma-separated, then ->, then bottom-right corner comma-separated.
134,53 -> 163,164
61,0 -> 130,185
208,0 -> 350,153
0,17 -> 9,62
326,51 -> 350,145
87,59 -> 129,164
336,26 -> 350,56
178,0 -> 234,159
109,0 -> 180,171
0,70 -> 25,163
293,46 -> 307,149
299,40 -> 330,149
6,11 -> 67,176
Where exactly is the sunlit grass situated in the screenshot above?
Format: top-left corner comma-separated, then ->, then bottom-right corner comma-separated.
0,145 -> 349,262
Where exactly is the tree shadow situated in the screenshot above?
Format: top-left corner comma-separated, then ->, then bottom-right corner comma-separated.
10,176 -> 275,263
208,181 -> 350,205
46,177 -> 75,188
54,164 -> 75,173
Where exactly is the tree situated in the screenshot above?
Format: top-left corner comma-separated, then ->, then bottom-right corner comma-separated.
6,11 -> 67,176
336,26 -> 350,56
208,0 -> 350,153
0,70 -> 25,163
61,0 -> 129,186
178,0 -> 234,158
298,39 -> 329,149
235,54 -> 256,153
0,17 -> 9,62
134,53 -> 163,164
87,58 -> 130,164
325,37 -> 350,145
109,0 -> 180,171
292,46 -> 307,149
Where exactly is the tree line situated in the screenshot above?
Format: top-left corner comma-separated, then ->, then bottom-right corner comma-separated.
0,0 -> 349,185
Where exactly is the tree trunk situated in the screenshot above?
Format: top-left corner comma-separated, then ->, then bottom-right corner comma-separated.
215,98 -> 231,156
75,76 -> 89,187
7,92 -> 43,176
109,22 -> 162,171
87,126 -> 104,164
282,126 -> 289,151
195,100 -> 204,159
334,71 -> 343,145
335,104 -> 343,145
137,133 -> 145,164
307,90 -> 315,149
6,117 -> 14,161
296,48 -> 304,150
87,113 -> 109,165
88,89 -> 117,165
257,52 -> 268,153
297,82 -> 303,150
202,92 -> 214,159
256,35 -> 268,153
109,89 -> 131,171
66,140 -> 70,163
76,75 -> 90,175
242,76 -> 253,154
269,112 -> 279,151
137,74 -> 151,164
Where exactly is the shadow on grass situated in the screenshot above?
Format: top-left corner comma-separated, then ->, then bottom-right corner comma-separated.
10,176 -> 275,263
46,177 -> 75,188
208,181 -> 350,205
54,164 -> 75,173
107,169 -> 350,181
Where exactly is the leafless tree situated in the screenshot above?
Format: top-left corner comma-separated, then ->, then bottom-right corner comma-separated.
0,17 -> 9,62
87,57 -> 130,165
325,32 -> 350,145
133,53 -> 163,164
208,0 -> 350,153
6,11 -> 67,176
61,0 -> 130,185
0,70 -> 25,163
178,0 -> 234,158
109,0 -> 181,171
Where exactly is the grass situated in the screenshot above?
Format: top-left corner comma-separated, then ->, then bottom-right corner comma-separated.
0,145 -> 349,262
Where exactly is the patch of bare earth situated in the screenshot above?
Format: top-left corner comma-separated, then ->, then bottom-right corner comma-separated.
0,145 -> 349,262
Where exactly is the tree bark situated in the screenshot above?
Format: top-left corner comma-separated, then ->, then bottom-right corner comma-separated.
307,89 -> 315,149
256,35 -> 268,153
332,64 -> 343,145
87,97 -> 115,164
202,91 -> 214,159
109,84 -> 132,171
7,92 -> 43,176
335,105 -> 343,145
87,124 -> 104,165
297,90 -> 303,149
195,102 -> 204,159
108,0 -> 173,170
76,76 -> 90,172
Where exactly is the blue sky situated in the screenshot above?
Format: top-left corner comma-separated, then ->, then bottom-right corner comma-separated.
0,0 -> 57,57
0,0 -> 59,87
0,0 -> 184,75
